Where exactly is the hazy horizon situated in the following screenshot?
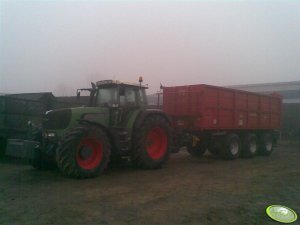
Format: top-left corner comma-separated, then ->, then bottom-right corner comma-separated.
1,1 -> 299,95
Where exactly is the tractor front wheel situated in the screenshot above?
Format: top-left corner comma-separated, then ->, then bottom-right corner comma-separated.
132,115 -> 171,169
56,125 -> 111,178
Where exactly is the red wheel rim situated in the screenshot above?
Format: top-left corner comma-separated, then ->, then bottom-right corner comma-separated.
76,138 -> 103,170
146,127 -> 168,160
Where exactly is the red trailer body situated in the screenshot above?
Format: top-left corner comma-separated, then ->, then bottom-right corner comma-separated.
163,84 -> 282,159
163,84 -> 282,131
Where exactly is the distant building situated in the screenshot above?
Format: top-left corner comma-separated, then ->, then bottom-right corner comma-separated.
3,92 -> 89,111
228,81 -> 300,139
227,81 -> 300,104
6,92 -> 56,110
6,92 -> 55,101
55,96 -> 90,108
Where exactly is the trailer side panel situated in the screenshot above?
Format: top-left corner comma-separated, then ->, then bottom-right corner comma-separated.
163,84 -> 282,131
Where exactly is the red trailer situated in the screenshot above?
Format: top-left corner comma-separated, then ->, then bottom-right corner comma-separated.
163,84 -> 282,159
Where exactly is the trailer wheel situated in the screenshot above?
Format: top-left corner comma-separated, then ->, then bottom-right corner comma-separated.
221,133 -> 241,160
208,136 -> 222,156
208,147 -> 219,156
258,133 -> 274,156
56,125 -> 111,178
187,140 -> 207,157
132,115 -> 171,169
241,133 -> 257,158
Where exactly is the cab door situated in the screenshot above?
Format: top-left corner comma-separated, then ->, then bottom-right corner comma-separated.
118,87 -> 140,125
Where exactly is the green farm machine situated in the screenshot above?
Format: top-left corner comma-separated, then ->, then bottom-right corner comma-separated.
6,79 -> 172,178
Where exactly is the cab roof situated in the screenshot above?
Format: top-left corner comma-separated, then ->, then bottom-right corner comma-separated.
96,80 -> 148,89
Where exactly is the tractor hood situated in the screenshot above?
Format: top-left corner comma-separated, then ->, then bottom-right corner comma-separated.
71,106 -> 110,127
43,107 -> 109,131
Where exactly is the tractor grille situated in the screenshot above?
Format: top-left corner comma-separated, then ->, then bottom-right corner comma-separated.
42,109 -> 71,130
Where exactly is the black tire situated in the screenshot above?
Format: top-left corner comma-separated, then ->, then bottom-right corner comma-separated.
258,133 -> 274,156
132,115 -> 171,169
241,133 -> 258,158
187,139 -> 207,157
208,147 -> 219,156
220,133 -> 241,160
208,136 -> 222,156
56,125 -> 111,178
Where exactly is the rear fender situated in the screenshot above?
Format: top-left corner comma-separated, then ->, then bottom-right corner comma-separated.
133,109 -> 171,130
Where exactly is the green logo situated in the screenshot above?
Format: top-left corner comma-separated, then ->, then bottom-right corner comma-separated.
266,205 -> 298,223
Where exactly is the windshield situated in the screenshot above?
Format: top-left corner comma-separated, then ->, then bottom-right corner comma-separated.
96,87 -> 118,106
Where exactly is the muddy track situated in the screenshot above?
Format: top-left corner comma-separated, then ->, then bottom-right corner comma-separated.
0,141 -> 299,225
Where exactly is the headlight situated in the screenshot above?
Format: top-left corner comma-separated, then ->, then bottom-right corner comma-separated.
48,132 -> 56,137
43,132 -> 56,138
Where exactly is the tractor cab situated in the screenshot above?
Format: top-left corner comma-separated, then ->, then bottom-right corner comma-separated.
95,80 -> 148,108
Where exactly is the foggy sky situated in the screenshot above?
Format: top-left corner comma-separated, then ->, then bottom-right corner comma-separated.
0,0 -> 299,95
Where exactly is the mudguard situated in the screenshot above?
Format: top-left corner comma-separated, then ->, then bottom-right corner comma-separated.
134,109 -> 171,130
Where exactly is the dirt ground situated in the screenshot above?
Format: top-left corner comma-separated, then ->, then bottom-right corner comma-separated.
0,141 -> 299,225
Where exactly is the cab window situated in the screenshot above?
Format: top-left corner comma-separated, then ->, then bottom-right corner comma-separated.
120,87 -> 137,106
138,89 -> 147,106
96,88 -> 118,106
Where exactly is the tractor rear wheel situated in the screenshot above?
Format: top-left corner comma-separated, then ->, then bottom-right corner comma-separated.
258,132 -> 274,156
132,115 -> 171,169
56,125 -> 111,178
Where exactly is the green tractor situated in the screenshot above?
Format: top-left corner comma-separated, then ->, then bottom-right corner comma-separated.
6,79 -> 172,178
